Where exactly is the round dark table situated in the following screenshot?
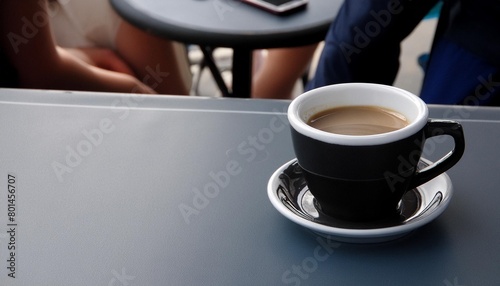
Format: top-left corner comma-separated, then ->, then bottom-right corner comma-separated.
110,0 -> 343,97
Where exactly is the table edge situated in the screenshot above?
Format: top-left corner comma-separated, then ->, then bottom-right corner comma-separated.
110,0 -> 330,48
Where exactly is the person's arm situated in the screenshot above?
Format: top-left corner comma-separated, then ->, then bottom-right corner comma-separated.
1,0 -> 154,93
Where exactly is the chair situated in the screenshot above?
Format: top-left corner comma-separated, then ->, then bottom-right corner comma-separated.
188,45 -> 232,97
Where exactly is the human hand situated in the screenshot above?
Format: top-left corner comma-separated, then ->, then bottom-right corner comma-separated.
64,47 -> 136,76
53,47 -> 156,94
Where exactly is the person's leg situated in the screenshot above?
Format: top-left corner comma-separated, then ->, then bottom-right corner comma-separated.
115,21 -> 192,95
251,44 -> 318,99
48,0 -> 189,94
308,0 -> 439,89
1,0 -> 154,94
421,38 -> 500,105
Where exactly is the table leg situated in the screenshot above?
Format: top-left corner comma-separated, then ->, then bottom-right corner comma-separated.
231,48 -> 253,98
200,46 -> 231,97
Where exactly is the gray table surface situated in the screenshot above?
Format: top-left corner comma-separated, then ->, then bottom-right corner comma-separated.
1,89 -> 499,285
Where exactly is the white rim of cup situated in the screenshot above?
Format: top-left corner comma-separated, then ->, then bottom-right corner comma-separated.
288,83 -> 429,146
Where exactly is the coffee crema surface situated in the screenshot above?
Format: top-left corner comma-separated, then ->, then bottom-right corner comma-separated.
307,105 -> 409,135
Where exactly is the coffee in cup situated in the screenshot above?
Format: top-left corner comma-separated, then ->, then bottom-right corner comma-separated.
288,83 -> 465,221
307,105 -> 410,135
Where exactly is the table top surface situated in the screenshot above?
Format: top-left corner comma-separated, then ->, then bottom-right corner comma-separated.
1,89 -> 499,285
110,0 -> 342,48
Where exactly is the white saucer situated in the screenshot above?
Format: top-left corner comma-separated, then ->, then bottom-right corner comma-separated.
267,158 -> 453,243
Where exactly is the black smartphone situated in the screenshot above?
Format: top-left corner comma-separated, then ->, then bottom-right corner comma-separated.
241,0 -> 308,15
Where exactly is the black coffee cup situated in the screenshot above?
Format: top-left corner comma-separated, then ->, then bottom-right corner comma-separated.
288,83 -> 465,221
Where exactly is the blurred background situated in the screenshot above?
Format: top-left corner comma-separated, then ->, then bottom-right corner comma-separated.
189,10 -> 440,98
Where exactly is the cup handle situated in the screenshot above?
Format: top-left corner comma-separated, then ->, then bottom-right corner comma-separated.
409,119 -> 465,189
